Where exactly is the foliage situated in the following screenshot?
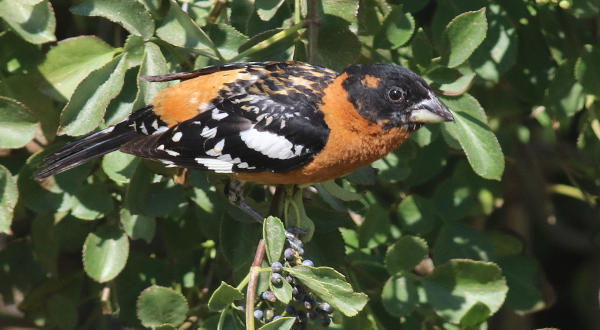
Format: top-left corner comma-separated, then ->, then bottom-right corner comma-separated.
0,0 -> 599,329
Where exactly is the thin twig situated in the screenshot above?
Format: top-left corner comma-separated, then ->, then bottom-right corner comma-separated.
245,239 -> 266,330
307,0 -> 320,64
269,185 -> 285,217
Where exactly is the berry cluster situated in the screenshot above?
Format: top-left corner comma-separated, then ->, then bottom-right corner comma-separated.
254,243 -> 335,328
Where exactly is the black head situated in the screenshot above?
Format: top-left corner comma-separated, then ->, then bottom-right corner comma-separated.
341,64 -> 454,131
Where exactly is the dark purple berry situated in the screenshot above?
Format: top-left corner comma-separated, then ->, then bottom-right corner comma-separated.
304,297 -> 314,310
285,275 -> 294,284
254,309 -> 263,320
271,261 -> 283,273
261,291 -> 276,302
285,305 -> 296,315
307,310 -> 318,320
271,273 -> 283,286
319,303 -> 334,314
302,259 -> 314,267
291,286 -> 299,296
322,316 -> 331,327
284,248 -> 295,261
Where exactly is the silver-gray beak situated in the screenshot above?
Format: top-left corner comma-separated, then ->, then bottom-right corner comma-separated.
409,91 -> 454,123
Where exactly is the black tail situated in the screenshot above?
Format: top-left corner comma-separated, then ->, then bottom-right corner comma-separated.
34,106 -> 155,180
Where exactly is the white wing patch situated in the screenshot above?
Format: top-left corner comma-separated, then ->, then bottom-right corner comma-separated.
239,125 -> 303,160
194,158 -> 233,173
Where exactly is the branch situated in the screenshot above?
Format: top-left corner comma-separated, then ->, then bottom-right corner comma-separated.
307,0 -> 320,63
245,239 -> 266,330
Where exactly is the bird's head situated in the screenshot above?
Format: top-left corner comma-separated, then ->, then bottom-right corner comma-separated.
341,64 -> 454,131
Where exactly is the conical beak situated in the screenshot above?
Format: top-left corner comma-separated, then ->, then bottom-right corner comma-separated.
409,91 -> 454,123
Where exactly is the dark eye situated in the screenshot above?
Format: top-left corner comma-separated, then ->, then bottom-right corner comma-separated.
387,87 -> 405,103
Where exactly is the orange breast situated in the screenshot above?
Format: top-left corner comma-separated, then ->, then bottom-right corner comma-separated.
235,73 -> 411,184
152,69 -> 251,127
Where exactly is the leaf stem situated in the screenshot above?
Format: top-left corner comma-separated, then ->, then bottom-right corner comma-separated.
246,239 -> 266,330
229,23 -> 305,62
307,0 -> 319,63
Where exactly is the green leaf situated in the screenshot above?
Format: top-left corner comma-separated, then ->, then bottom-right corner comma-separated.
270,276 -> 293,304
575,44 -> 600,97
498,255 -> 546,314
0,165 -> 17,234
83,225 -> 129,282
0,0 -> 56,44
46,294 -> 78,330
236,27 -> 301,62
385,236 -> 428,274
432,222 -> 493,265
132,42 -> 174,110
256,0 -> 285,21
545,59 -> 585,118
381,275 -> 419,317
38,36 -> 117,101
105,68 -> 139,126
318,180 -> 362,201
422,259 -> 507,326
220,215 -> 261,271
323,0 -> 359,23
358,204 -> 390,248
317,15 -> 361,71
102,150 -> 139,184
126,164 -> 187,217
374,6 -> 415,49
397,195 -> 437,234
257,316 -> 295,330
208,281 -> 244,311
263,216 -> 286,264
120,209 -> 156,243
441,94 -> 504,180
71,184 -> 114,220
0,97 -> 38,149
70,0 -> 155,40
137,285 -> 189,327
410,28 -> 433,68
59,54 -> 127,136
286,265 -> 368,316
442,8 -> 488,68
205,24 -> 248,60
155,0 -> 217,58
284,188 -> 315,242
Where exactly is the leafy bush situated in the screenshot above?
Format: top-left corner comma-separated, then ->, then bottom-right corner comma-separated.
1,0 -> 599,329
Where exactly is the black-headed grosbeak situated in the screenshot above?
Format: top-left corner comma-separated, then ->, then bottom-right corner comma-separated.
35,61 -> 453,185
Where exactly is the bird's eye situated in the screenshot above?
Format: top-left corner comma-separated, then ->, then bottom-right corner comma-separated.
387,87 -> 405,103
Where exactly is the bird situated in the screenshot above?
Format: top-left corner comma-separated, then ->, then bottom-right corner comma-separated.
35,61 -> 453,219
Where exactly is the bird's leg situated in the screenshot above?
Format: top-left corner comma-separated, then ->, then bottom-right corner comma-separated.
226,179 -> 264,223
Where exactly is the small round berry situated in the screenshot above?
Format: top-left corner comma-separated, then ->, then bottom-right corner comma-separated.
261,291 -> 276,302
271,261 -> 283,273
301,259 -> 314,267
285,305 -> 296,315
319,303 -> 334,314
303,297 -> 314,310
284,248 -> 295,261
254,309 -> 264,320
291,286 -> 299,296
293,293 -> 305,302
285,275 -> 294,284
265,309 -> 275,321
322,316 -> 331,327
271,273 -> 283,286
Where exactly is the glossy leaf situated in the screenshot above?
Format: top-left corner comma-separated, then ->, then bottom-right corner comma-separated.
205,24 -> 248,60
137,285 -> 189,327
286,265 -> 368,316
422,259 -> 508,326
322,0 -> 359,23
208,281 -> 244,311
120,209 -> 156,243
59,54 -> 127,136
270,276 -> 293,304
102,150 -> 140,184
71,184 -> 114,220
0,0 -> 56,44
263,216 -> 286,264
0,97 -> 38,149
374,6 -> 415,49
257,317 -> 295,330
442,8 -> 488,68
70,0 -> 155,40
441,94 -> 504,180
0,165 -> 17,234
132,42 -> 174,110
385,236 -> 428,274
38,36 -> 116,101
83,225 -> 129,282
256,0 -> 285,21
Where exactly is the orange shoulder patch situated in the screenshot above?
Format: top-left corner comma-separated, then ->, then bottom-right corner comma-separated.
152,69 -> 251,126
361,74 -> 381,88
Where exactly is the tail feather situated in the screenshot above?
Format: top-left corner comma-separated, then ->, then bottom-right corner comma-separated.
34,106 -> 154,180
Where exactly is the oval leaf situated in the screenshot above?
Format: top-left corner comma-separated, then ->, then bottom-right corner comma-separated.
384,236 -> 428,274
59,54 -> 127,136
137,285 -> 189,327
102,150 -> 140,184
256,0 -> 285,21
381,275 -> 419,317
422,259 -> 508,326
441,94 -> 504,180
442,8 -> 488,68
374,6 -> 415,49
0,0 -> 56,44
270,276 -> 293,304
71,184 -> 114,220
38,36 -> 116,101
83,225 -> 129,282
257,316 -> 295,330
70,0 -> 155,40
575,44 -> 600,97
155,0 -> 217,58
132,42 -> 174,109
120,209 -> 156,243
208,281 -> 244,311
285,265 -> 368,317
0,97 -> 38,149
263,216 -> 286,264
0,165 -> 18,234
